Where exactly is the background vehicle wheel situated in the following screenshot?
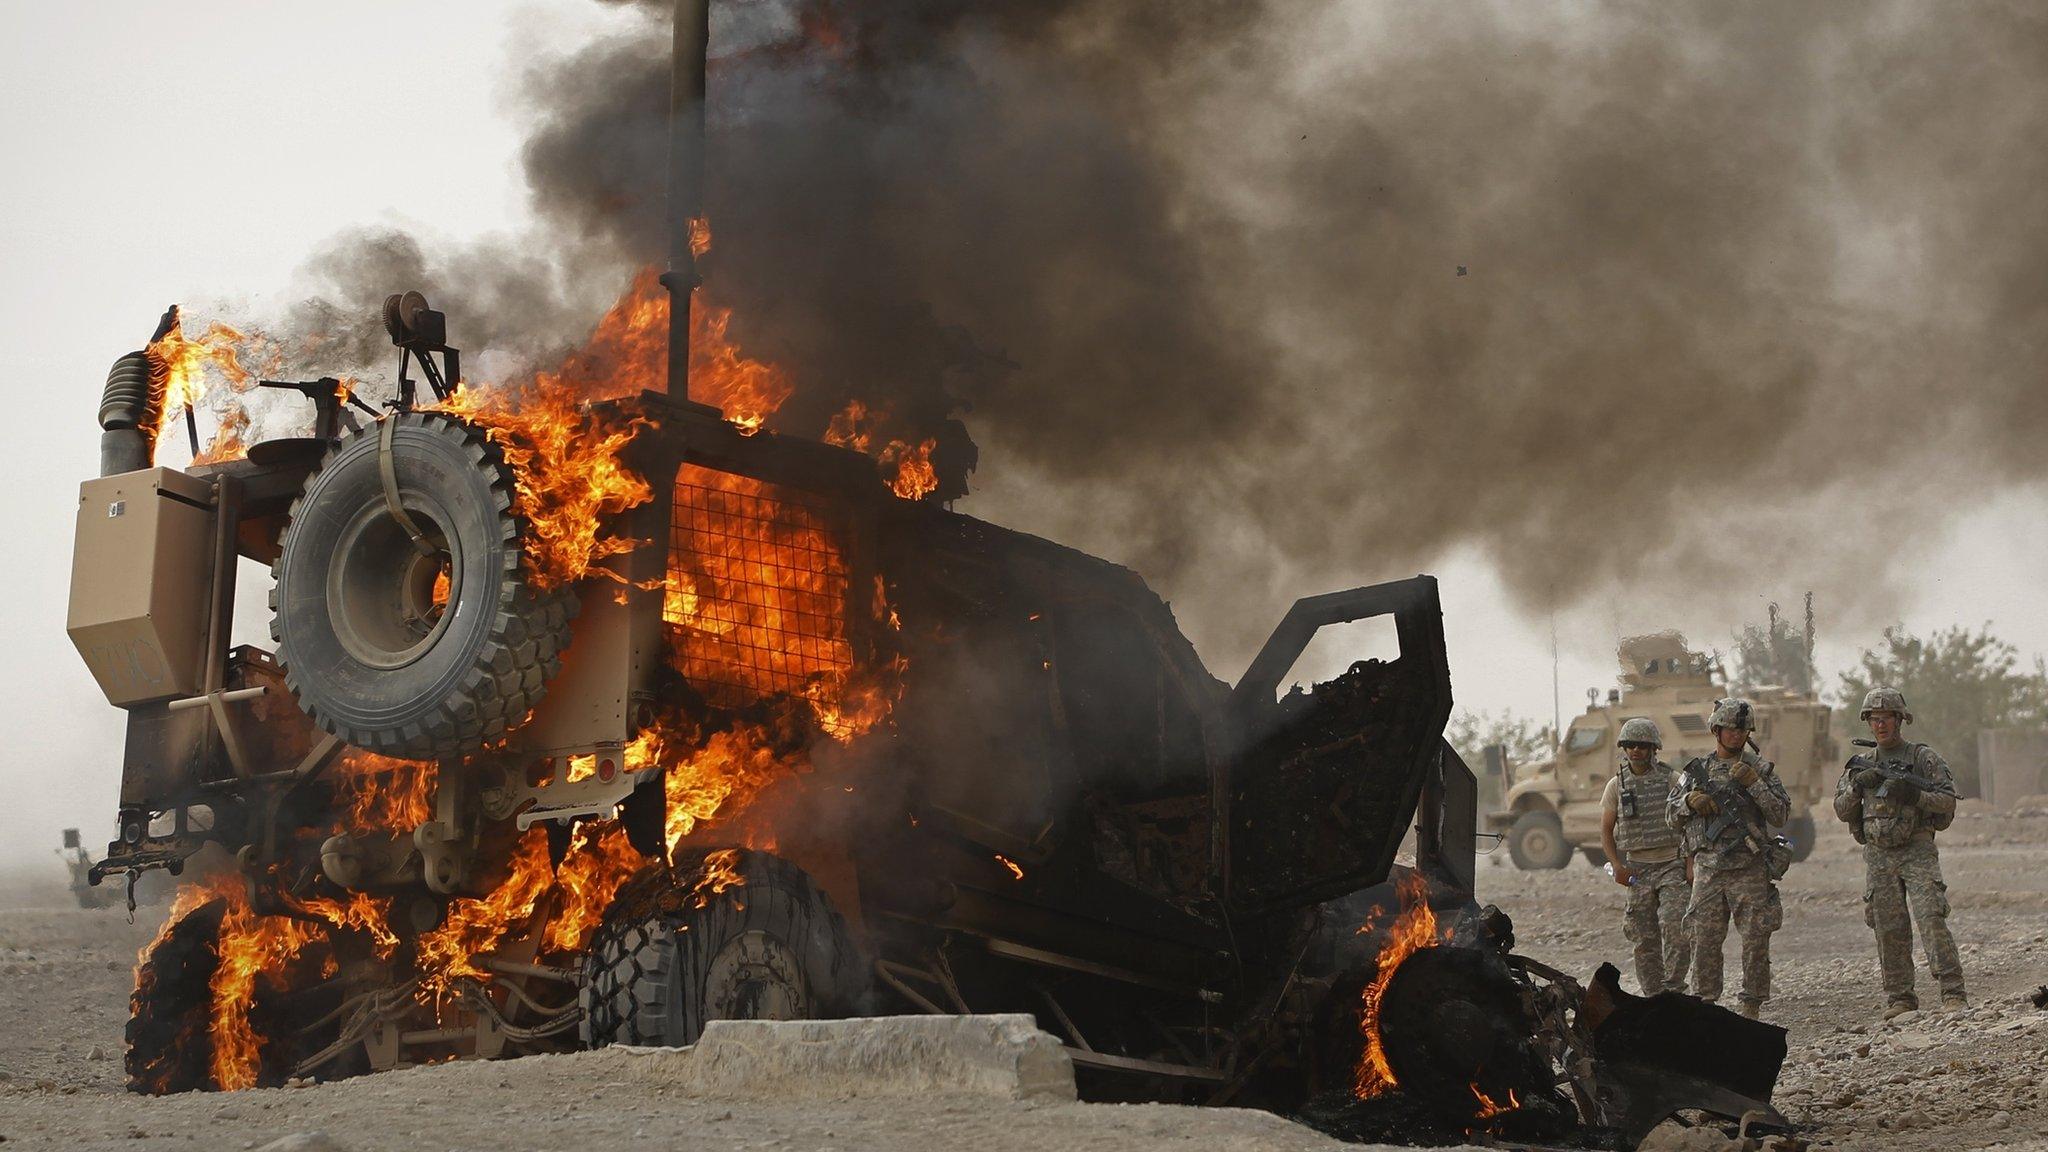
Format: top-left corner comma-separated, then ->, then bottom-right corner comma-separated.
1781,812 -> 1817,862
581,851 -> 866,1048
1580,846 -> 1609,868
1507,811 -> 1573,871
270,412 -> 576,759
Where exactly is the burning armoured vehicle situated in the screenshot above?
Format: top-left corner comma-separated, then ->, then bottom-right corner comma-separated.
63,3 -> 1788,1142
1487,632 -> 1837,870
73,286 -> 1475,1100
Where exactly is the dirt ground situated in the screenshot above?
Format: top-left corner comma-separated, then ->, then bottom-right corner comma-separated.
0,804 -> 2042,1151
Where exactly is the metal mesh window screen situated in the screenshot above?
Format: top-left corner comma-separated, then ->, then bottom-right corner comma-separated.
664,464 -> 852,708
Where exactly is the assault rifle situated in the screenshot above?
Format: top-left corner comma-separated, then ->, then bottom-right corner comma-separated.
1846,739 -> 1954,802
1681,762 -> 1767,854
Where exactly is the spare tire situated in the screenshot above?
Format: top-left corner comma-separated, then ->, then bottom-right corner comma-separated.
270,412 -> 576,759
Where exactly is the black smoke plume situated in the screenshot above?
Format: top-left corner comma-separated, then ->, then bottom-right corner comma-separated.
277,1 -> 2048,665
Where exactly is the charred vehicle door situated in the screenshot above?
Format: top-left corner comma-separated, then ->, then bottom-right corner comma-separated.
1225,576 -> 1452,914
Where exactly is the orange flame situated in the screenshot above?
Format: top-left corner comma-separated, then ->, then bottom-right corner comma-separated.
434,376 -> 654,590
145,316 -> 253,441
663,465 -> 854,704
823,401 -> 944,501
655,723 -> 792,858
687,848 -> 747,907
883,438 -> 939,501
994,854 -> 1024,880
208,893 -> 322,1090
692,300 -> 794,435
543,823 -> 642,954
1471,1084 -> 1519,1120
335,750 -> 437,831
1353,871 -> 1439,1099
291,891 -> 401,959
192,403 -> 251,465
415,830 -> 557,987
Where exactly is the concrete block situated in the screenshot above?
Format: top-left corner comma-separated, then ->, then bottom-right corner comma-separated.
604,1014 -> 1077,1101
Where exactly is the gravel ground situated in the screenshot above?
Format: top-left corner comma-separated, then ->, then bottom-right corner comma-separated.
0,804 -> 2041,1151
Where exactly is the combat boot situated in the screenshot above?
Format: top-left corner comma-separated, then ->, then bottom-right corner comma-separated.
1883,998 -> 1918,1021
1736,997 -> 1761,1020
1940,992 -> 1968,1011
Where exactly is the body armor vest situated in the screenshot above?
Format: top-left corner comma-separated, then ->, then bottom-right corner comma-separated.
1614,761 -> 1681,857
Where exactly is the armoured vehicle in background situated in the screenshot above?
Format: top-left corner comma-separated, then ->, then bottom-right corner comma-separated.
1485,633 -> 1836,870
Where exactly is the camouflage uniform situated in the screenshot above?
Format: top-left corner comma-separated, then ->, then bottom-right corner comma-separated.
1834,738 -> 1964,1011
1606,759 -> 1690,994
1668,745 -> 1790,1013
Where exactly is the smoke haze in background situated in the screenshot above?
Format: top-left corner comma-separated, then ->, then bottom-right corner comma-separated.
261,0 -> 2048,670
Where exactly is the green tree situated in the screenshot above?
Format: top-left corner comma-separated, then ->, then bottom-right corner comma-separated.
1731,598 -> 1815,694
1447,708 -> 1554,775
1836,624 -> 2048,792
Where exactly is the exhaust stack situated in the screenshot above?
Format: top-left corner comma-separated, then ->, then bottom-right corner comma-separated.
96,306 -> 181,476
661,0 -> 711,400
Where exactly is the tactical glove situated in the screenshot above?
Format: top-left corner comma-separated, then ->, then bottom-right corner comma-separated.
1686,790 -> 1718,816
1730,761 -> 1759,788
1854,767 -> 1885,792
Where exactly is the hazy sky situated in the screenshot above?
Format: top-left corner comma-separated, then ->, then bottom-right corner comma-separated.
2,2 -> 2042,876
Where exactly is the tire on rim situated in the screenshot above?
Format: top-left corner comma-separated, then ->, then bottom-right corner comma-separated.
269,412 -> 575,759
581,850 -> 866,1048
127,898 -> 358,1094
1506,809 -> 1573,870
127,898 -> 225,1094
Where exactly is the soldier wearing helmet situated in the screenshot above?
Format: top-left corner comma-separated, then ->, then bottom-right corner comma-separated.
1834,686 -> 1965,1018
1600,717 -> 1691,994
1666,697 -> 1791,1019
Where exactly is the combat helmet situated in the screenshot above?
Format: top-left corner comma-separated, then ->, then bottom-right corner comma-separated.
1858,686 -> 1913,724
1618,716 -> 1663,748
1709,698 -> 1756,731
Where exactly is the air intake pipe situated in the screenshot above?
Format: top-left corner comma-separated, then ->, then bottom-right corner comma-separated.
97,306 -> 179,476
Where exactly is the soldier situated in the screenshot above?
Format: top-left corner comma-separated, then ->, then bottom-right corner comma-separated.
1601,717 -> 1692,995
1668,698 -> 1790,1019
1833,687 -> 1966,1019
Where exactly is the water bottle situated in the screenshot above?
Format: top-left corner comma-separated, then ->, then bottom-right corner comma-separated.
1604,861 -> 1636,886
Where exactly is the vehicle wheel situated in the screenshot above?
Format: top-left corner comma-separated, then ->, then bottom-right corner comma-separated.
1580,846 -> 1608,868
1506,811 -> 1572,870
270,412 -> 576,759
1782,812 -> 1817,862
126,896 -> 350,1094
581,851 -> 866,1048
127,897 -> 225,1094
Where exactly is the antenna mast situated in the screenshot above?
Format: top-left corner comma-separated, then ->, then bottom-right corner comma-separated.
662,0 -> 711,399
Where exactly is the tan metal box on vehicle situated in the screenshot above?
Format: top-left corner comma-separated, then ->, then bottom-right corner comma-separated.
67,467 -> 215,707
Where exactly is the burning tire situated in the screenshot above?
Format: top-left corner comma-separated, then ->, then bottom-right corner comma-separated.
269,412 -> 576,759
1506,810 -> 1572,870
127,897 -> 225,1094
581,850 -> 866,1048
126,894 -> 355,1094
